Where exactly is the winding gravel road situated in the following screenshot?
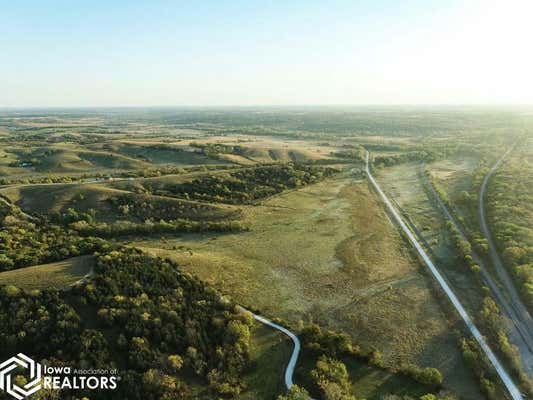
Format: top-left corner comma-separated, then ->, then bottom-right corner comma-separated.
423,169 -> 533,375
241,309 -> 316,398
365,152 -> 523,400
479,145 -> 533,348
251,313 -> 302,390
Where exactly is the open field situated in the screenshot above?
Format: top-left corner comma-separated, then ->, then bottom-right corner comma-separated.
428,157 -> 478,197
376,162 -> 486,311
426,156 -> 481,230
0,130 -> 351,181
131,173 -> 481,399
0,255 -> 94,290
2,183 -> 131,215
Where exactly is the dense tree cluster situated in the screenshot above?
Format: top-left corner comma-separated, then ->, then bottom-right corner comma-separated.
310,356 -> 355,400
0,287 -> 82,358
330,146 -> 366,163
144,164 -> 338,204
0,174 -> 85,185
487,153 -> 533,311
82,249 -> 252,397
372,151 -> 438,168
48,194 -> 245,238
0,202 -> 106,272
0,248 -> 253,399
277,385 -> 311,400
190,142 -> 247,159
459,338 -> 502,400
108,194 -> 239,222
73,218 -> 247,238
478,295 -> 529,389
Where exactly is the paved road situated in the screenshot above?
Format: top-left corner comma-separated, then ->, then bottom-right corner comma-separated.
479,145 -> 533,369
365,152 -> 523,400
423,171 -> 533,375
250,313 -> 302,391
241,309 -> 315,398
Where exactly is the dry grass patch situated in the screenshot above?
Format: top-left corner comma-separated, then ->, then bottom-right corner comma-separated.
0,256 -> 94,290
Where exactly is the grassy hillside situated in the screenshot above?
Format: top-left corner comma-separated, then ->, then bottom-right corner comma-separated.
0,255 -> 94,290
90,142 -> 226,165
1,182 -> 239,223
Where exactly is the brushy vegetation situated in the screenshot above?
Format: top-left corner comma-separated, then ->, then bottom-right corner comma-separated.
140,164 -> 339,204
487,142 -> 533,311
372,150 -> 439,168
0,201 -> 106,272
73,218 -> 247,238
283,323 -> 452,400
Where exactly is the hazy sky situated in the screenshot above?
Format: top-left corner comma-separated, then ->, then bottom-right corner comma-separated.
2,0 -> 533,107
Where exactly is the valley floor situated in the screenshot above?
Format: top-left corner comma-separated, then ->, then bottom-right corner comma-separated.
132,173 -> 482,399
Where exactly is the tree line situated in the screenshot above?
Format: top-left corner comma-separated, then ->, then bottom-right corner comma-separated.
142,164 -> 338,205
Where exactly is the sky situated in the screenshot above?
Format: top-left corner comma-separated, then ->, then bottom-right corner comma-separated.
1,0 -> 533,107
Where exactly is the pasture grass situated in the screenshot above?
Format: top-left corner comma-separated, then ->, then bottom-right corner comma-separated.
130,173 -> 481,398
0,255 -> 94,290
239,323 -> 292,400
426,156 -> 480,229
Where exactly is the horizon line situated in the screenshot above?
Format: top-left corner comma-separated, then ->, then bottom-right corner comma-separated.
2,103 -> 533,110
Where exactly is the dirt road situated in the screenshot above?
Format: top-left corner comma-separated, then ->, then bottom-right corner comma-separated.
423,171 -> 533,375
479,145 -> 533,372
